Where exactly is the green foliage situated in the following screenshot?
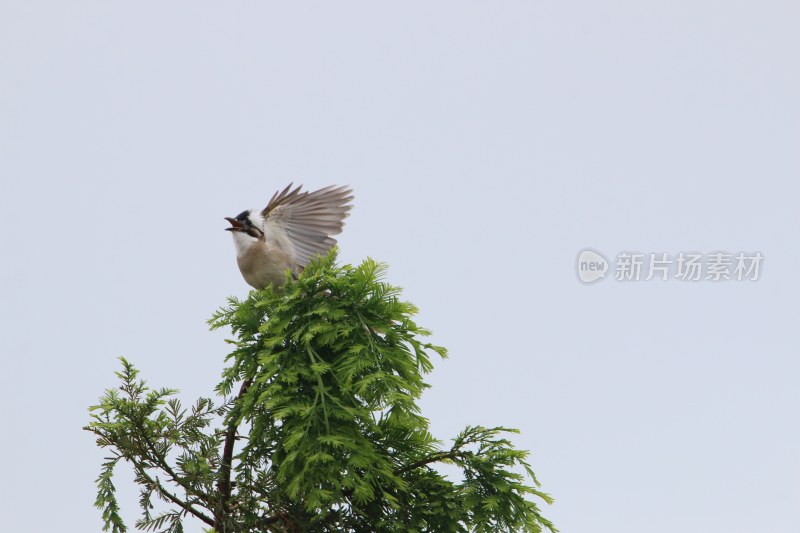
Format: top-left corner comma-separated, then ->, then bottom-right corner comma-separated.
86,359 -> 222,533
86,251 -> 556,532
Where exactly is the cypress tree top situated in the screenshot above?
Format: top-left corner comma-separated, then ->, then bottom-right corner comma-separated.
86,251 -> 556,532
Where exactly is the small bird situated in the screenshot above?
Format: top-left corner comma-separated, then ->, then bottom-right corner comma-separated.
225,184 -> 354,289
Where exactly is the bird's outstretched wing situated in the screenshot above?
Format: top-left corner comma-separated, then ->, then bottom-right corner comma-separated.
261,184 -> 354,267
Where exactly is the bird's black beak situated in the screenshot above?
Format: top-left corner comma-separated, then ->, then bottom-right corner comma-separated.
225,217 -> 244,231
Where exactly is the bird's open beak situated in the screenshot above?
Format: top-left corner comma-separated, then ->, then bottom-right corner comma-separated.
225,217 -> 244,231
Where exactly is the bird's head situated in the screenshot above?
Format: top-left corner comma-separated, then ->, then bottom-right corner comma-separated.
225,210 -> 264,243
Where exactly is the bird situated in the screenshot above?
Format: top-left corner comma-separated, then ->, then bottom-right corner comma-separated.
225,184 -> 354,289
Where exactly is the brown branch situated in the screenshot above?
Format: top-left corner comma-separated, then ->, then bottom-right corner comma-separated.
214,378 -> 252,531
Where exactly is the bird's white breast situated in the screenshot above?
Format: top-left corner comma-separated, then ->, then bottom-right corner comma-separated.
231,230 -> 259,259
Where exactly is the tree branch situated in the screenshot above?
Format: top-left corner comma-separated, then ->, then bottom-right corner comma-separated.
130,459 -> 215,527
258,513 -> 285,527
395,450 -> 464,474
215,378 -> 252,530
135,421 -> 212,508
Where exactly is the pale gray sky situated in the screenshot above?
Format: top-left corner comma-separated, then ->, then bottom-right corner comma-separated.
1,2 -> 798,532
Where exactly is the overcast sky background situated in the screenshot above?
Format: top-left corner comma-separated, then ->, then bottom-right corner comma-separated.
1,2 -> 798,532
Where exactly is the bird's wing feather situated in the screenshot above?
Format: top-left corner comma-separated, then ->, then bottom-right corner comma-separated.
261,184 -> 354,267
